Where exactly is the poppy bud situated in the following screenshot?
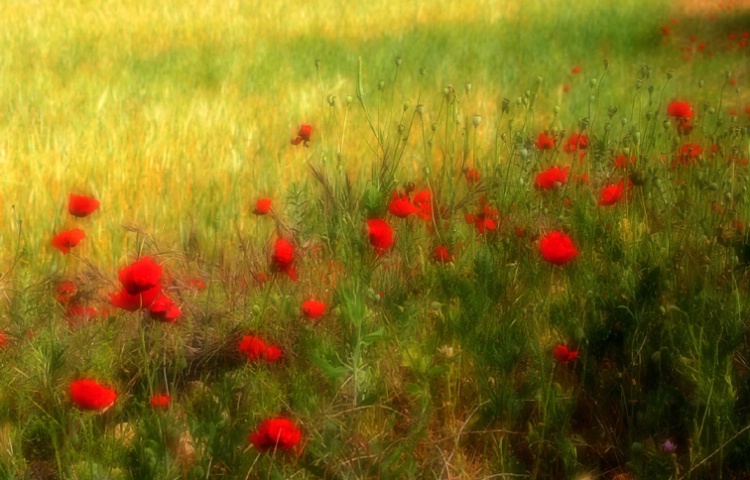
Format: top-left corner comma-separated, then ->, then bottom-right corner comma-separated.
465,83 -> 472,94
589,78 -> 597,88
415,104 -> 424,114
553,105 -> 560,114
394,56 -> 402,66
472,115 -> 481,127
377,80 -> 385,90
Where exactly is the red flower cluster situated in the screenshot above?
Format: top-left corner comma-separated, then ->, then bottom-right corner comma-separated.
553,344 -> 579,363
52,228 -> 86,254
272,238 -> 298,281
672,143 -> 703,168
70,379 -> 117,411
465,198 -> 499,234
539,231 -> 580,265
239,335 -> 282,362
110,257 -> 182,321
291,124 -> 312,146
388,189 -> 432,220
564,134 -> 588,153
69,194 -> 100,218
367,219 -> 394,253
535,166 -> 569,190
249,418 -> 302,453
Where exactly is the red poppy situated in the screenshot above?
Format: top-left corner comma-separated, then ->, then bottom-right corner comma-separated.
272,238 -> 298,281
55,281 -> 76,304
249,418 -> 302,453
367,219 -> 394,252
149,294 -> 182,323
69,379 -> 117,411
514,226 -> 526,238
540,231 -> 580,265
412,189 -> 432,221
562,84 -> 571,92
535,132 -> 555,150
110,285 -> 162,311
553,344 -> 579,363
187,278 -> 206,290
598,182 -> 625,206
239,335 -> 267,362
118,256 -> 163,295
465,197 -> 499,234
673,144 -> 703,167
667,101 -> 694,119
661,25 -> 671,36
465,168 -> 481,185
51,229 -> 86,254
571,66 -> 582,74
150,394 -> 171,409
69,194 -> 100,218
388,193 -> 420,218
535,166 -> 569,190
291,124 -> 313,146
302,300 -> 327,319
564,134 -> 588,153
0,331 -> 8,349
265,344 -> 283,362
253,198 -> 272,215
432,245 -> 453,263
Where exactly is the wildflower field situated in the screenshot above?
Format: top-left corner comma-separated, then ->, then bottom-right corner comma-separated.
2,0 -> 750,478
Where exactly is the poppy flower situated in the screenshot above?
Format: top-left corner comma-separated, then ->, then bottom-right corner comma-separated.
540,231 -> 580,265
367,219 -> 394,252
614,155 -> 636,168
388,193 -> 420,218
149,294 -> 182,323
535,166 -> 569,190
465,168 -> 481,185
239,335 -> 268,362
598,182 -> 625,206
562,84 -> 571,92
150,394 -> 171,409
51,229 -> 86,254
301,300 -> 327,319
187,278 -> 206,290
55,281 -> 76,304
535,132 -> 555,150
110,285 -> 162,311
69,194 -> 100,218
291,124 -> 313,146
661,25 -> 671,36
0,331 -> 8,349
571,66 -> 582,74
553,344 -> 579,363
265,344 -> 283,362
249,418 -> 302,453
465,197 -> 499,234
514,226 -> 526,238
69,379 -> 117,411
667,102 -> 693,119
118,256 -> 163,295
564,134 -> 588,153
432,245 -> 453,263
673,144 -> 703,167
272,238 -> 298,281
253,198 -> 272,215
412,189 -> 432,221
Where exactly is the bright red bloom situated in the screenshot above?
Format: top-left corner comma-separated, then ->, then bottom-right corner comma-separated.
69,194 -> 100,218
412,189 -> 432,221
265,344 -> 283,362
553,344 -> 579,363
272,238 -> 298,281
571,66 -> 582,74
239,335 -> 267,362
432,245 -> 453,263
465,198 -> 499,234
367,219 -> 394,252
110,285 -> 162,311
51,229 -> 86,254
69,379 -> 117,411
150,394 -> 171,409
465,168 -> 481,185
535,132 -> 555,150
118,256 -> 162,295
249,418 -> 302,453
302,300 -> 327,319
598,182 -> 625,206
540,231 -> 580,265
564,134 -> 588,153
149,294 -> 182,323
667,101 -> 694,119
253,198 -> 272,215
388,193 -> 420,218
535,166 -> 569,190
291,124 -> 313,146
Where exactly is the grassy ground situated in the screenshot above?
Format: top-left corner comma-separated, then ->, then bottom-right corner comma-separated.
1,0 -> 750,478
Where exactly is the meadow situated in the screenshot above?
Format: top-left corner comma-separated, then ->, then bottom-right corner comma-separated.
1,0 -> 750,478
